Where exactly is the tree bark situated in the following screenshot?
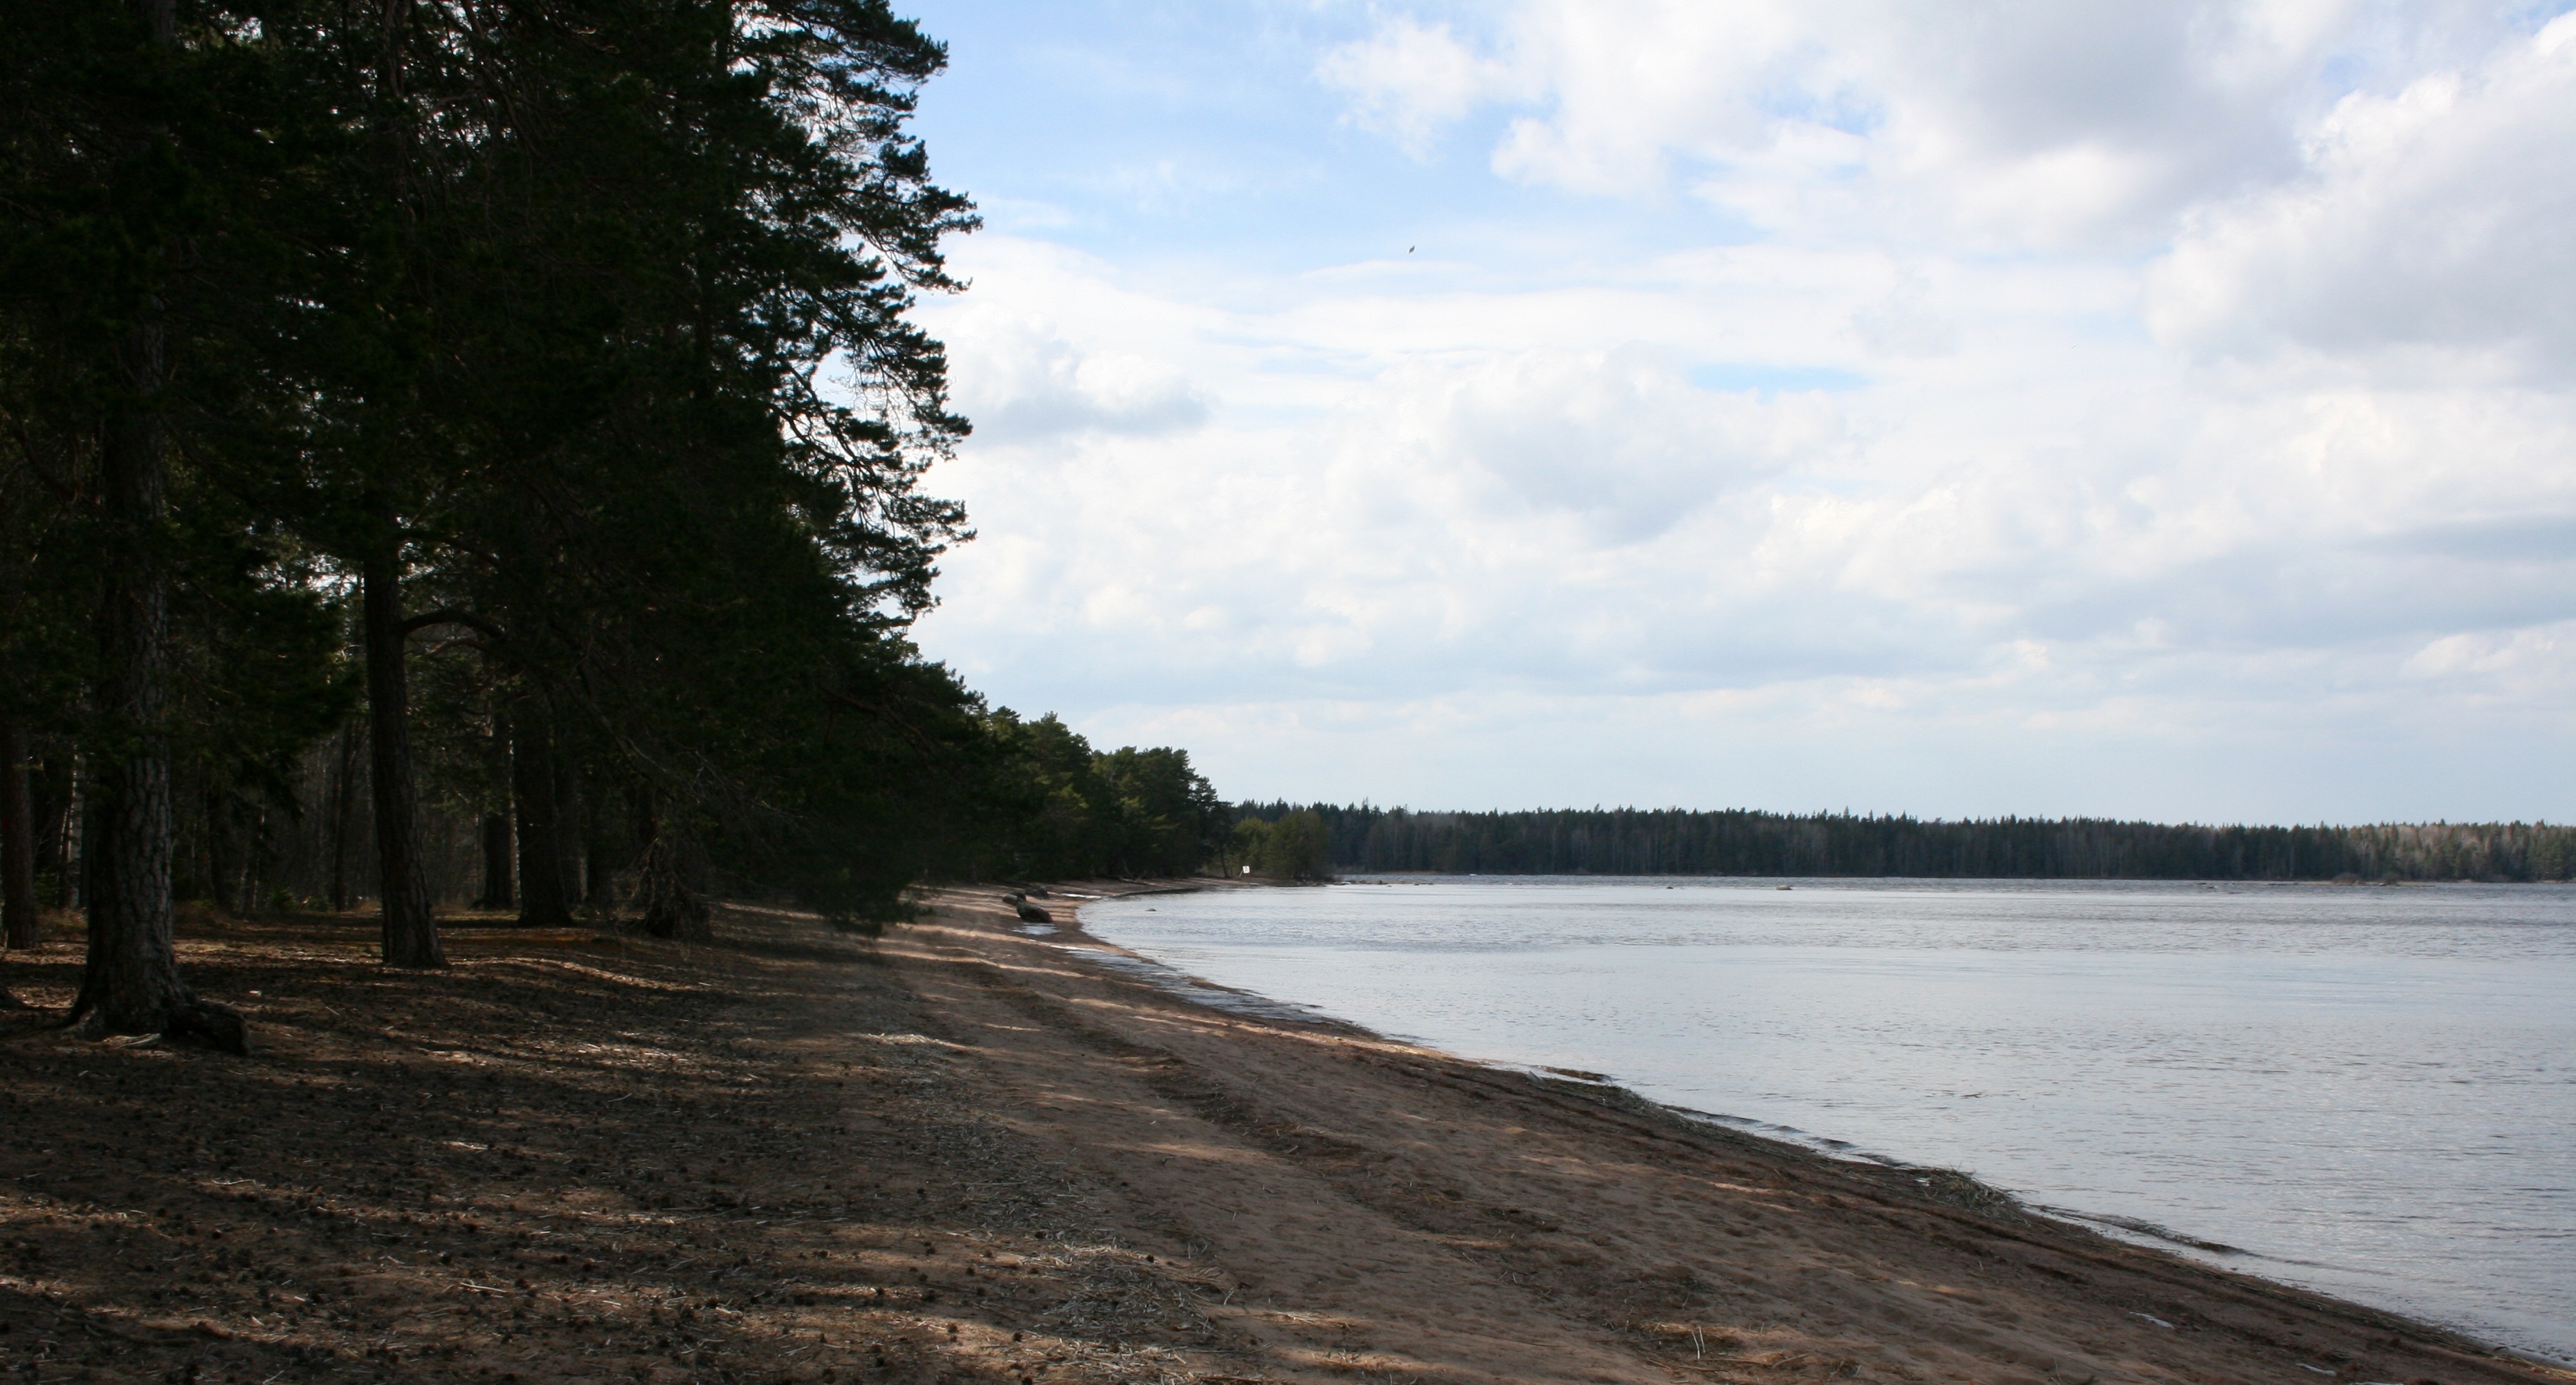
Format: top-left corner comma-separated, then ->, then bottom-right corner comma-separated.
477,704 -> 515,908
1,713 -> 38,951
70,282 -> 244,1051
363,546 -> 442,966
630,782 -> 657,857
327,720 -> 360,912
53,753 -> 80,910
239,805 -> 267,916
554,754 -> 583,909
511,699 -> 572,928
205,782 -> 235,915
583,776 -> 617,911
73,214 -> 181,1029
635,820 -> 709,943
477,812 -> 515,909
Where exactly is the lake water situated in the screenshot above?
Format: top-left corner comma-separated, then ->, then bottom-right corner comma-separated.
1078,877 -> 2576,1363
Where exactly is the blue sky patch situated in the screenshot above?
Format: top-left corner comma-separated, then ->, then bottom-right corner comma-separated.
1690,364 -> 1870,396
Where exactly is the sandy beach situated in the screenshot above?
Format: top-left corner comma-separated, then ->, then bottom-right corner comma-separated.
1,882 -> 2565,1385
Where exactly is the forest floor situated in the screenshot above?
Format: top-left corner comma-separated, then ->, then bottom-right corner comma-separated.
0,885 -> 2567,1385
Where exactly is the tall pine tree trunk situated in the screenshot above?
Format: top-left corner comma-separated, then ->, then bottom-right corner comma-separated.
205,783 -> 236,915
511,699 -> 571,928
477,704 -> 514,908
554,755 -> 583,910
478,812 -> 515,908
54,755 -> 80,910
363,545 -> 442,966
583,775 -> 617,911
239,805 -> 268,917
1,713 -> 37,951
327,720 -> 360,912
75,274 -> 182,1029
71,290 -> 243,1050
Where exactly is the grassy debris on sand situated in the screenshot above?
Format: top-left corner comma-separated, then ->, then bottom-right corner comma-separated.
1,887 -> 2567,1385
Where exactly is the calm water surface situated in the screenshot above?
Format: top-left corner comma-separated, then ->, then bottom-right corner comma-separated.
1080,877 -> 2576,1361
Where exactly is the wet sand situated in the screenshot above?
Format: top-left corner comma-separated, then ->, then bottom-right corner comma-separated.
0,883 -> 2565,1385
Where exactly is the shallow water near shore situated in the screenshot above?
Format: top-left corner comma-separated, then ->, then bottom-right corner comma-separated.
1081,877 -> 2576,1363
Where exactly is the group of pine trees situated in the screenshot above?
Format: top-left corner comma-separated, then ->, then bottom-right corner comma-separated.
0,0 -> 1228,1045
1224,809 -> 1333,881
1235,805 -> 2576,883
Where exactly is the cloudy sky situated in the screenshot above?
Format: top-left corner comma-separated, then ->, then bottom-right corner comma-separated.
895,0 -> 2576,824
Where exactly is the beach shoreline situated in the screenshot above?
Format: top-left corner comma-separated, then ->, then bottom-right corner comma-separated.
1007,880 -> 2568,1384
1074,872 -> 2576,1370
0,883 -> 2564,1385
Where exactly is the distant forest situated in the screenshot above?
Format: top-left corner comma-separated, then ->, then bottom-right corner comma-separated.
1232,804 -> 2576,883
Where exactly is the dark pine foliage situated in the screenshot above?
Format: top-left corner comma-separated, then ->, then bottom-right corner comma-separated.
1233,804 -> 2576,883
0,0 -> 1225,1034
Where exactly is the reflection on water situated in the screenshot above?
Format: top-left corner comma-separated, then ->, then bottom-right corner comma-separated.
1081,877 -> 2576,1362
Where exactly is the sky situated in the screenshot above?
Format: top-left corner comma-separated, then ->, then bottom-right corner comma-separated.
890,0 -> 2576,824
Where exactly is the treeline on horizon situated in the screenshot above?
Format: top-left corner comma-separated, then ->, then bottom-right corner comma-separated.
0,1 -> 1228,1043
1232,804 -> 2576,883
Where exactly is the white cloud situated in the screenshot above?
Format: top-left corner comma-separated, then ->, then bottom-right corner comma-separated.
2402,623 -> 2576,701
953,321 -> 1208,443
929,241 -> 1216,443
2148,12 -> 2576,374
1481,2 -> 1813,196
1353,346 -> 1844,541
1848,266 -> 1962,358
1318,1 -> 2553,248
1315,17 -> 1524,158
905,5 -> 2576,820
